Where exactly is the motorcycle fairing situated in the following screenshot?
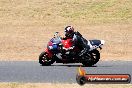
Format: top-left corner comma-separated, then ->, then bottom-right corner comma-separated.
89,40 -> 101,46
45,48 -> 53,58
62,39 -> 73,49
88,40 -> 105,51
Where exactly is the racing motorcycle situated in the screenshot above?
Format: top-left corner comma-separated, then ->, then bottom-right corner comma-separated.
39,37 -> 105,66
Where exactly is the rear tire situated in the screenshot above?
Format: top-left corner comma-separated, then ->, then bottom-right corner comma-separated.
39,52 -> 55,66
82,50 -> 100,67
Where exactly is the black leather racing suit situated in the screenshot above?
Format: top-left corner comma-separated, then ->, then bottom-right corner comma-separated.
65,31 -> 90,56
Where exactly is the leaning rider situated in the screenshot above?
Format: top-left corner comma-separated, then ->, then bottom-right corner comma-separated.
64,26 -> 91,56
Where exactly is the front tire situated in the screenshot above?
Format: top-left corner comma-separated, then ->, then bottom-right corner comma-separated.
82,50 -> 100,67
39,52 -> 55,66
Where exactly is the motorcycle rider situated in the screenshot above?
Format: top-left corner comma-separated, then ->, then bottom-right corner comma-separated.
64,26 -> 91,56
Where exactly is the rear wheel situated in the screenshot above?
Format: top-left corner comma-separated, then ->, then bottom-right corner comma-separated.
82,50 -> 100,67
39,52 -> 55,66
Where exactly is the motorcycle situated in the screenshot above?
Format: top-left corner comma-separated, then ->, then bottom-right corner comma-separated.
39,37 -> 105,66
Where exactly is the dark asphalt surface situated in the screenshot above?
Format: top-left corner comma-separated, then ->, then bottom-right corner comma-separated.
0,61 -> 131,83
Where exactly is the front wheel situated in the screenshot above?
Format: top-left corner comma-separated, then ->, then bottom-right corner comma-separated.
82,50 -> 100,67
39,52 -> 55,66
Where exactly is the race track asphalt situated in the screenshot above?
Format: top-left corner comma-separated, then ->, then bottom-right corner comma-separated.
0,61 -> 131,83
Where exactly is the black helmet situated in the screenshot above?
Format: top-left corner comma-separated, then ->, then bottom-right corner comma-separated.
64,26 -> 74,38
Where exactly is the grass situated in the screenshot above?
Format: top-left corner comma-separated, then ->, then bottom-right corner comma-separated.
0,83 -> 132,88
0,0 -> 132,25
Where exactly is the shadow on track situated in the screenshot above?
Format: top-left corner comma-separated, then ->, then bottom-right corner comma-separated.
52,64 -> 94,67
52,65 -> 112,67
40,64 -> 113,68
